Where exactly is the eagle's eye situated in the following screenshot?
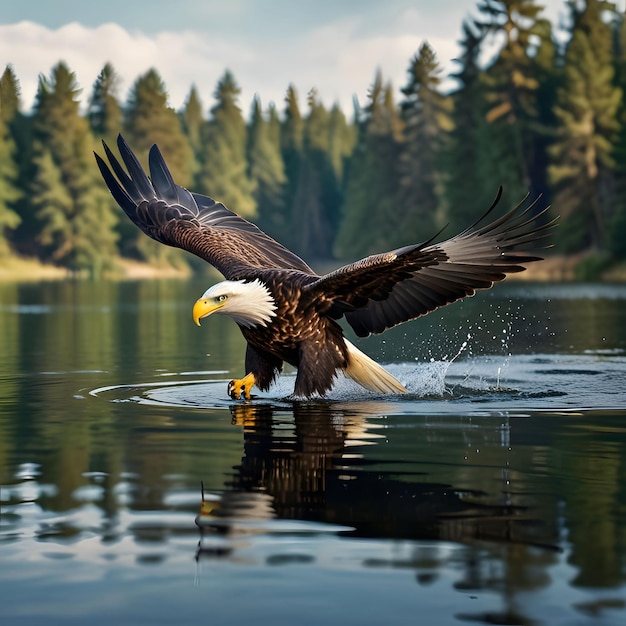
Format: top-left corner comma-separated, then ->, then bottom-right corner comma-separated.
215,294 -> 228,303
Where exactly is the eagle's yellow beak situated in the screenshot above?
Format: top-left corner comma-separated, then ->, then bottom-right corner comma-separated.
192,298 -> 224,326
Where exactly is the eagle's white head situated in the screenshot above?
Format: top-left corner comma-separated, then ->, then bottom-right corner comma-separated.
192,279 -> 277,328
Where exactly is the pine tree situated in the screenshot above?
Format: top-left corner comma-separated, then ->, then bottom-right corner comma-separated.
247,96 -> 287,241
267,102 -> 282,151
268,101 -> 294,243
336,71 -> 403,258
87,63 -> 125,268
529,16 -> 559,201
609,8 -> 626,258
197,70 -> 256,217
327,103 -> 356,184
1,65 -> 34,252
31,148 -> 74,261
475,0 -> 548,202
125,68 -> 194,188
445,21 -> 492,233
0,66 -> 22,256
124,68 -> 195,265
31,62 -> 118,275
396,42 -> 452,240
0,65 -> 20,122
280,85 -> 304,250
548,0 -> 621,252
290,89 -> 340,259
87,63 -> 123,144
180,85 -> 204,182
0,107 -> 21,256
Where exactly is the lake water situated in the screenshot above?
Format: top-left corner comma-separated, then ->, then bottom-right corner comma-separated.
1,279 -> 625,625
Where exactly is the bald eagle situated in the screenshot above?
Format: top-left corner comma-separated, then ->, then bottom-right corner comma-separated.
95,135 -> 554,400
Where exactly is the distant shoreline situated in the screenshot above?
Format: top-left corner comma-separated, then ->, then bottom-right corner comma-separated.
0,256 -> 191,281
1,254 -> 625,282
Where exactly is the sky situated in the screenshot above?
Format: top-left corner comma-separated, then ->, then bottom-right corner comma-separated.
0,1 -> 623,117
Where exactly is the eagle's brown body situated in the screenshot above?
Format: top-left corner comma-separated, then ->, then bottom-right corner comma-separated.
239,273 -> 348,396
96,135 -> 556,399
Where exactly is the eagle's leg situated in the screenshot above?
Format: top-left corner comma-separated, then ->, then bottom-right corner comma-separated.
227,373 -> 256,400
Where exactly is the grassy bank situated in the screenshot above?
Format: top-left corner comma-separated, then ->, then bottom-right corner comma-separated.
0,256 -> 191,281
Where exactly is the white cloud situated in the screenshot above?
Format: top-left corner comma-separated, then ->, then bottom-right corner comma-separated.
0,18 -> 450,117
3,0 -> 625,120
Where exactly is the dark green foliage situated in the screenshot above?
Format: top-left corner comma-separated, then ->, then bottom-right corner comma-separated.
3,1 -> 626,272
396,42 -> 452,240
0,66 -> 22,255
125,69 -> 194,189
180,85 -> 204,181
1,65 -> 34,254
327,103 -> 356,184
608,207 -> 626,259
444,21 -> 491,233
336,71 -> 403,258
0,65 -> 20,123
31,63 -> 118,275
529,17 -> 559,200
609,10 -> 626,258
30,148 -> 73,259
88,63 -> 123,144
475,0 -> 548,203
247,96 -> 287,241
267,103 -> 282,151
123,68 -> 195,265
289,89 -> 342,259
280,85 -> 305,250
548,0 -> 621,252
197,70 -> 256,218
86,63 -> 125,267
0,106 -> 21,256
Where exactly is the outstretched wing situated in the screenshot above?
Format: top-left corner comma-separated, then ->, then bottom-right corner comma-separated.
305,189 -> 557,337
95,134 -> 314,278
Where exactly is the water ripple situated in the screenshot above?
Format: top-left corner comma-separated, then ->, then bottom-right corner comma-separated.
87,354 -> 626,416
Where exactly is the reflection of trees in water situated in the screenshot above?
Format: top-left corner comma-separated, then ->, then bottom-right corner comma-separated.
198,401 -> 561,617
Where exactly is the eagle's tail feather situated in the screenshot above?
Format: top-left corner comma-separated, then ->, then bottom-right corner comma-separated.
344,339 -> 408,395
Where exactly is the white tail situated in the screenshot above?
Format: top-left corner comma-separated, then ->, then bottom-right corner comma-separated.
343,339 -> 408,395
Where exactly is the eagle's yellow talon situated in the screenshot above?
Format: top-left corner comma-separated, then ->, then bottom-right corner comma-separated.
227,373 -> 256,400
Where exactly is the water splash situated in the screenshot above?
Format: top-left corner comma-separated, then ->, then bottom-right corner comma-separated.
88,328 -> 518,408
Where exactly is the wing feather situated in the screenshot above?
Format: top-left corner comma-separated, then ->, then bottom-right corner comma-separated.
95,135 -> 314,278
305,190 -> 556,336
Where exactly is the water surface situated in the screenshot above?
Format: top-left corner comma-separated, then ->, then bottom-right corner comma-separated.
1,279 -> 625,625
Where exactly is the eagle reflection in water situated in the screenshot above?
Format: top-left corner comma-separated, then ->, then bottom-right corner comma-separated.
195,403 -> 559,556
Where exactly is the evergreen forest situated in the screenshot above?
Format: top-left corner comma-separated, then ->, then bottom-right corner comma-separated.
2,0 -> 626,279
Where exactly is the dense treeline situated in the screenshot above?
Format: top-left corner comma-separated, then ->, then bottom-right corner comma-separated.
1,0 -> 626,277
